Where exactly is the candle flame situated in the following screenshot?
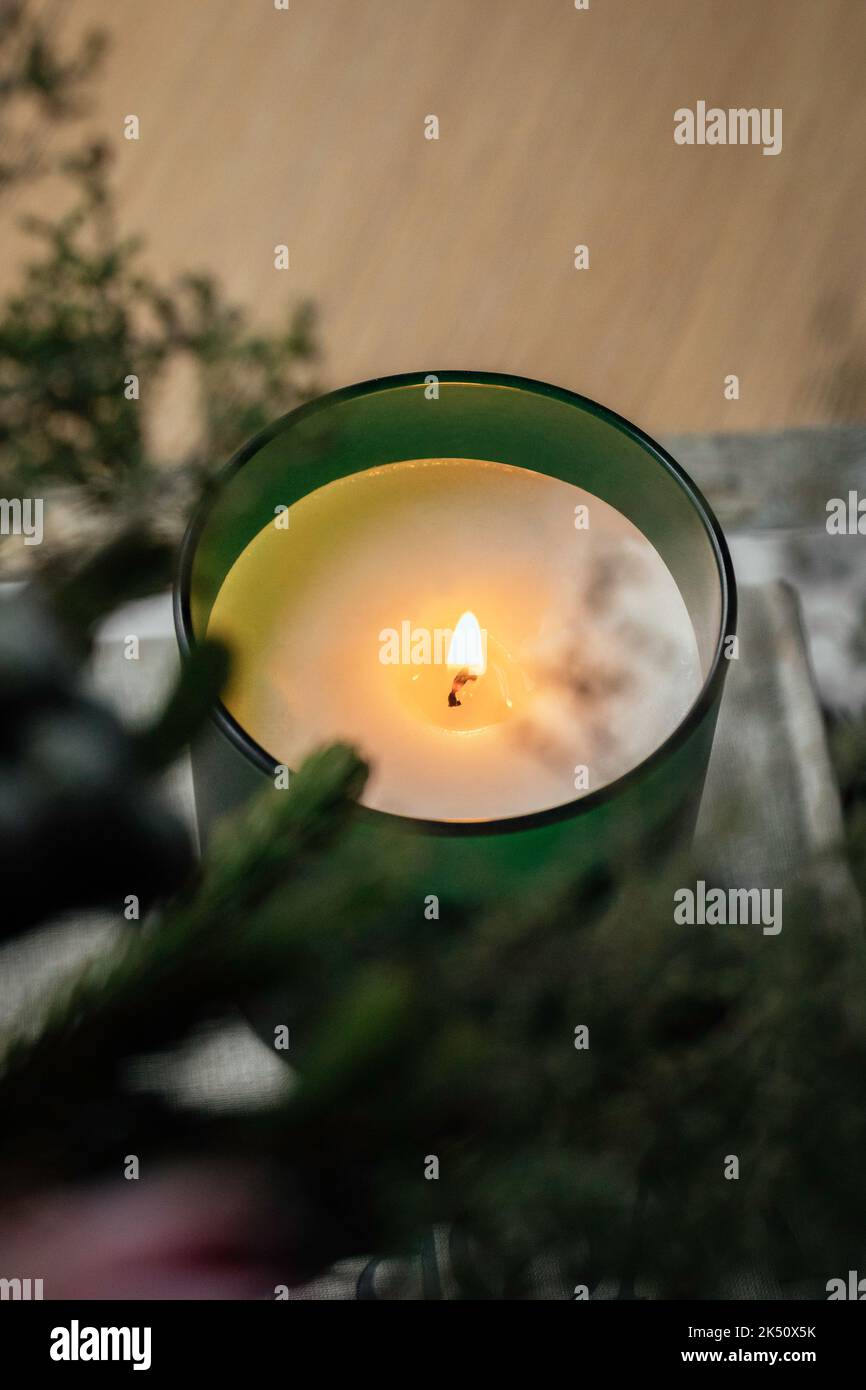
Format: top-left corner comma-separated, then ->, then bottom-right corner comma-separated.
446,610 -> 487,674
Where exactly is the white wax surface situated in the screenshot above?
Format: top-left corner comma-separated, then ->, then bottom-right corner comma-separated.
207,458 -> 704,821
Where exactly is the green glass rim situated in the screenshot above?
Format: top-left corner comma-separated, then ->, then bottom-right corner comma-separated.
173,370 -> 737,835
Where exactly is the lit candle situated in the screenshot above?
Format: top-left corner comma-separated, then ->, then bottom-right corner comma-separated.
206,457 -> 703,822
176,373 -> 735,872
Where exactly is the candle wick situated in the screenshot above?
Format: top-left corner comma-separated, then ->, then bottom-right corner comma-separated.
448,668 -> 477,707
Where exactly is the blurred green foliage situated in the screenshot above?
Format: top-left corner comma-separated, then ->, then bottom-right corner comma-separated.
0,3 -> 318,590
0,143 -> 317,507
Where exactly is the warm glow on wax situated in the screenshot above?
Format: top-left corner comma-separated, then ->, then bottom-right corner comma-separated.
206,457 -> 704,822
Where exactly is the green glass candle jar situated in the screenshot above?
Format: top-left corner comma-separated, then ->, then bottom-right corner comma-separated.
174,372 -> 736,897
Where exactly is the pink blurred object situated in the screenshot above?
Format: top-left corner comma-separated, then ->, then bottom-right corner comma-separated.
0,1163 -> 297,1299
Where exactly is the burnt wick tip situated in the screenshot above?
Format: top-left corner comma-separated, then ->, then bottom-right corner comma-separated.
448,668 -> 477,708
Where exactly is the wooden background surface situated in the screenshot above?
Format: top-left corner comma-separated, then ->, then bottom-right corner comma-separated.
10,0 -> 866,435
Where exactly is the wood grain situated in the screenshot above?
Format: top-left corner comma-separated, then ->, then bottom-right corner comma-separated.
10,0 -> 866,434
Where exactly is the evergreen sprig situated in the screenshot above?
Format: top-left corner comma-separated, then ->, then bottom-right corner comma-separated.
0,728 -> 864,1296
